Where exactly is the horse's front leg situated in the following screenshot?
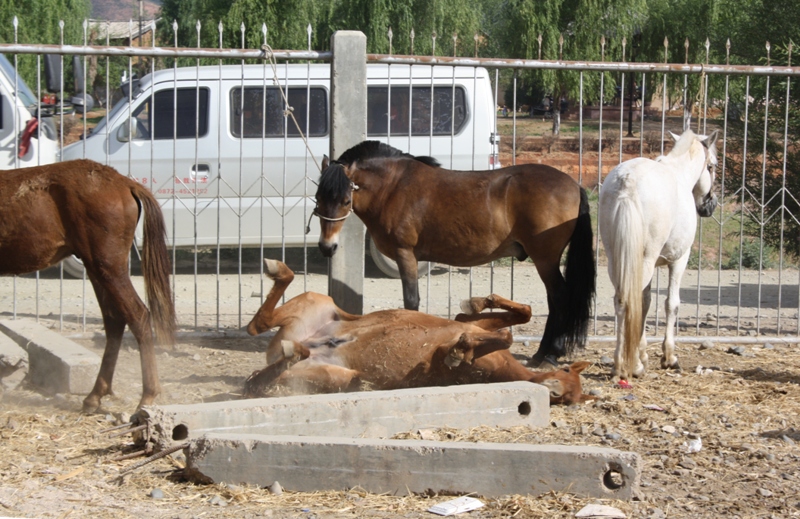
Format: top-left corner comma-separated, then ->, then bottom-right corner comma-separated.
394,249 -> 420,310
661,255 -> 688,370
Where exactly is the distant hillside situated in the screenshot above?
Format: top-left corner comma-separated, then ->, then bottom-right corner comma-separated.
91,0 -> 161,22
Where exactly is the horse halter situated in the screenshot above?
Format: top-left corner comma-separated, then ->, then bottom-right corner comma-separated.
305,181 -> 360,234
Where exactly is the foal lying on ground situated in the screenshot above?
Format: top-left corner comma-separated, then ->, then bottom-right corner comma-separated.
244,260 -> 593,405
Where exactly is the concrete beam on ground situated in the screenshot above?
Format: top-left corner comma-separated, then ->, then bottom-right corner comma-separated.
0,332 -> 28,390
138,382 -> 550,448
0,319 -> 100,395
184,433 -> 640,499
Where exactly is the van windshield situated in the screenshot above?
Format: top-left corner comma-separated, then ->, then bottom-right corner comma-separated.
0,54 -> 38,108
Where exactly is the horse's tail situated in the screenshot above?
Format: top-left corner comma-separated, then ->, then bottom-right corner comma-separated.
562,187 -> 596,355
130,183 -> 176,347
609,194 -> 644,377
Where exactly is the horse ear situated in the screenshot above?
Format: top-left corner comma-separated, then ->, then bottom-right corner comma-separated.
321,155 -> 330,170
703,129 -> 720,149
668,131 -> 681,143
569,361 -> 591,375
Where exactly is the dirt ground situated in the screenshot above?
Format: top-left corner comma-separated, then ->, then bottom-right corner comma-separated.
2,111 -> 798,518
1,262 -> 800,519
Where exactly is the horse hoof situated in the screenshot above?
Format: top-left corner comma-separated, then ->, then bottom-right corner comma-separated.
660,356 -> 679,370
281,340 -> 295,359
529,353 -> 559,369
82,396 -> 102,415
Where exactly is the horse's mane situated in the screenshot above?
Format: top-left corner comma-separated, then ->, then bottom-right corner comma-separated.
336,140 -> 441,168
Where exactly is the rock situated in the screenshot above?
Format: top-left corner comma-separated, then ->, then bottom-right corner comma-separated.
269,481 -> 283,496
150,488 -> 164,499
591,427 -> 605,437
699,340 -> 715,350
552,420 -> 568,429
727,346 -> 746,356
580,424 -> 591,435
648,508 -> 666,519
599,355 -> 614,366
589,389 -> 603,397
192,354 -> 201,361
763,343 -> 775,350
661,425 -> 676,434
758,488 -> 773,497
605,432 -> 622,441
678,458 -> 697,469
208,495 -> 227,507
781,435 -> 796,446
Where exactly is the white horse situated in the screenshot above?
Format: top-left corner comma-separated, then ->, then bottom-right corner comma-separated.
599,128 -> 719,380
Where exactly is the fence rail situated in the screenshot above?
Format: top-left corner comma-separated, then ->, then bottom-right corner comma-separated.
1,35 -> 799,346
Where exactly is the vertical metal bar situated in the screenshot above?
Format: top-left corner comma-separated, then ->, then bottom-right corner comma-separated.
239,23 -> 248,328
756,44 -> 772,335
193,21 -> 202,329
618,38 -> 626,164
716,42 -> 731,336
639,73 -> 645,155
216,21 -> 224,331
777,43 -> 793,334
736,76 -> 751,335
579,71 -> 584,185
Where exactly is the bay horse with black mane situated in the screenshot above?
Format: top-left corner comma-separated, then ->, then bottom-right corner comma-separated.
0,159 -> 175,413
244,259 -> 594,405
312,141 -> 595,366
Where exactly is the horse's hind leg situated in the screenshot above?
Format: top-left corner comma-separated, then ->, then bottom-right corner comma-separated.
455,294 -> 532,331
81,271 -> 159,413
661,256 -> 688,370
445,329 -> 514,367
529,261 -> 568,367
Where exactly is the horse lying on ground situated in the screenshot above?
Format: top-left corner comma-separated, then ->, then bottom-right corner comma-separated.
244,259 -> 594,405
599,128 -> 719,381
312,140 -> 595,368
0,160 -> 175,413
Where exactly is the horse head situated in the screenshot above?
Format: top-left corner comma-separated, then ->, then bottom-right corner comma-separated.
669,129 -> 720,217
314,155 -> 358,257
532,361 -> 595,405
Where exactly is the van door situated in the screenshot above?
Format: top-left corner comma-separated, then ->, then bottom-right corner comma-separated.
110,83 -> 219,248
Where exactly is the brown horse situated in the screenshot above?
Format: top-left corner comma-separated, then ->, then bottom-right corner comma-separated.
313,141 -> 595,366
0,160 -> 175,413
244,259 -> 594,405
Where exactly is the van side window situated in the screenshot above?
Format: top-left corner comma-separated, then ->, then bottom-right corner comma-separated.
230,87 -> 328,138
133,87 -> 210,140
367,86 -> 467,136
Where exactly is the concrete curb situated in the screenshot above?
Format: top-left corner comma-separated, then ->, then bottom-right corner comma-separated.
184,433 -> 641,499
0,319 -> 99,395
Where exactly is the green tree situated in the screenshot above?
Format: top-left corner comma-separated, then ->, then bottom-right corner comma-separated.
0,0 -> 91,88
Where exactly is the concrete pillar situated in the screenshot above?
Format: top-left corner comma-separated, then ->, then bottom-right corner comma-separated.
328,31 -> 367,315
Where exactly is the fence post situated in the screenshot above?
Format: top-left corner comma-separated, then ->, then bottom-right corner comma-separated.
328,31 -> 367,314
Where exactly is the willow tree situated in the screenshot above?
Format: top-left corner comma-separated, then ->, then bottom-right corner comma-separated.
488,0 -> 648,134
325,0 -> 483,56
0,0 -> 91,88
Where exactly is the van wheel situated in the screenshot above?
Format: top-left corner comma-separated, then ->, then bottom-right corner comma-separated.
60,256 -> 85,278
368,236 -> 430,279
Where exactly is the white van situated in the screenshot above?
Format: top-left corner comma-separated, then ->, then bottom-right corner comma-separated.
61,63 -> 499,275
0,54 -> 59,170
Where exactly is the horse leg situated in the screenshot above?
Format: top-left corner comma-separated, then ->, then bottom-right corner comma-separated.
246,259 -> 295,337
661,255 -> 688,370
455,294 -> 532,331
272,363 -> 363,394
82,272 -> 159,413
394,248 -> 420,310
529,262 -> 567,367
82,292 -> 126,413
445,329 -> 514,367
638,281 -> 653,372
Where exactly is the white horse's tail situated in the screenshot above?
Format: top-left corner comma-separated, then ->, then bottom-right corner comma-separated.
610,196 -> 645,377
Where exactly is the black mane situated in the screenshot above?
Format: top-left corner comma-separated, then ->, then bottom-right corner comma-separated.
336,140 -> 441,168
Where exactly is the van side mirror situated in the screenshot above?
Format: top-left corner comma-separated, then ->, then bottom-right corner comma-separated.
117,121 -> 136,142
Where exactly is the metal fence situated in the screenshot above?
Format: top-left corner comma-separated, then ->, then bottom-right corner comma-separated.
1,24 -> 799,347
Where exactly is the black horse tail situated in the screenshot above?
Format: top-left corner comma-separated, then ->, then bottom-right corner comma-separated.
562,187 -> 596,355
